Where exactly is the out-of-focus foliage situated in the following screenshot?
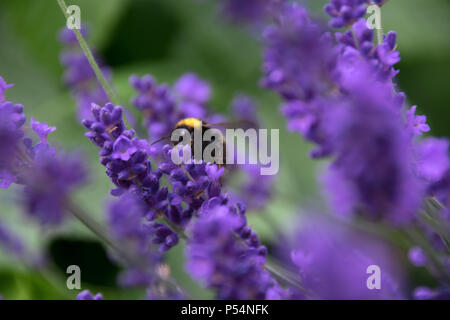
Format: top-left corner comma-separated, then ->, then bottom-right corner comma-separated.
0,0 -> 449,299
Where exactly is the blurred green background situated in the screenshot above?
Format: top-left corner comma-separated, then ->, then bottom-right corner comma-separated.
0,0 -> 449,299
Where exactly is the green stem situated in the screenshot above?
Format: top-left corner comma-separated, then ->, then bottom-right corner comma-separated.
265,258 -> 316,299
57,0 -> 133,129
66,201 -> 143,267
67,201 -> 185,294
57,0 -> 118,106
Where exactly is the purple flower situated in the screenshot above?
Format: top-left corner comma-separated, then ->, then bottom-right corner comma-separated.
262,4 -> 336,102
147,222 -> 179,253
174,73 -> 211,105
0,76 -> 88,226
205,164 -> 224,183
0,170 -> 15,189
414,138 -> 449,183
59,26 -> 88,45
130,75 -> 180,141
22,146 -> 88,225
414,287 -> 450,300
186,204 -> 279,299
0,101 -> 26,174
336,19 -> 400,81
30,118 -> 56,144
407,106 -> 430,136
324,0 -> 369,28
112,136 -> 138,161
291,216 -> 404,299
130,73 -> 211,143
231,94 -> 259,127
377,32 -> 401,66
322,73 -> 423,224
59,27 -> 110,121
408,246 -> 428,267
77,290 -> 103,300
108,193 -> 146,242
83,103 -> 189,252
0,76 -> 14,102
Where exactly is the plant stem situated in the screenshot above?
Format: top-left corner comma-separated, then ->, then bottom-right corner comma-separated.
57,0 -> 118,106
376,4 -> 383,45
265,258 -> 316,299
66,201 -> 186,294
66,201 -> 142,267
56,0 -> 132,128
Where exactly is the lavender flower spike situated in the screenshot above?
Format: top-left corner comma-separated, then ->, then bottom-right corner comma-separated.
324,0 -> 372,28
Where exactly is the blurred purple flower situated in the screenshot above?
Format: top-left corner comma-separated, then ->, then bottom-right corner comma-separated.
174,73 -> 211,106
22,146 -> 87,225
130,73 -> 210,144
291,217 -> 404,299
59,26 -> 88,45
414,138 -> 449,184
77,290 -> 103,300
186,204 -> 280,299
414,287 -> 450,300
336,19 -> 400,82
30,118 -> 56,144
408,246 -> 428,267
0,76 -> 14,102
59,27 -> 110,121
262,4 -> 336,102
0,100 -> 26,184
407,106 -> 430,136
322,67 -> 422,224
324,0 -> 368,28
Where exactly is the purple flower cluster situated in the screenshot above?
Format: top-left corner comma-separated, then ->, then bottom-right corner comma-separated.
108,193 -> 184,290
186,203 -> 286,299
290,216 -> 403,299
336,19 -> 400,81
322,67 -> 423,224
82,98 -> 290,298
59,27 -> 110,120
77,290 -> 103,300
22,145 -> 87,225
414,287 -> 450,300
0,76 -> 87,226
261,5 -> 336,103
0,101 -> 26,188
324,0 -> 368,28
129,73 -> 209,144
261,2 -> 450,225
83,102 -> 185,252
0,76 -> 14,103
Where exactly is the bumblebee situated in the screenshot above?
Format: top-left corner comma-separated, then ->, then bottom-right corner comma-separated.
152,118 -> 227,165
152,117 -> 257,166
